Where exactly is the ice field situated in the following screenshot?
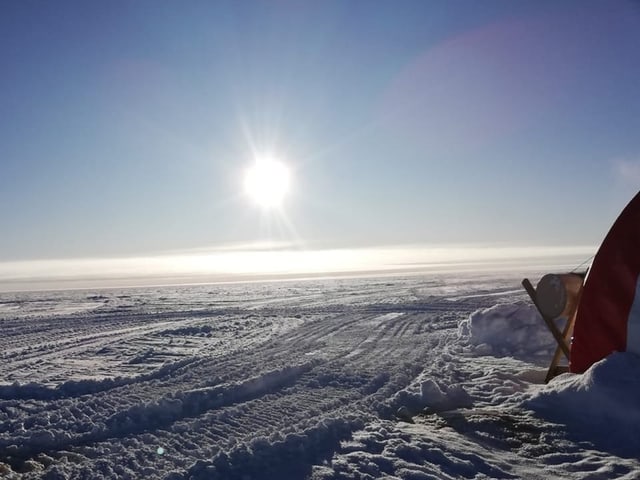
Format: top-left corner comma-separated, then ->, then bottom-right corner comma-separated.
0,272 -> 639,479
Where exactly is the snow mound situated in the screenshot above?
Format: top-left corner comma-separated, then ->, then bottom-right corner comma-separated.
524,352 -> 640,457
389,376 -> 472,415
458,303 -> 559,359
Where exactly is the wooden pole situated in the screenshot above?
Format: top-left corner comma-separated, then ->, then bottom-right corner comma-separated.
544,313 -> 577,382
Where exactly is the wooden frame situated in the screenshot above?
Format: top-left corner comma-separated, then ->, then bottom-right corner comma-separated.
522,278 -> 580,383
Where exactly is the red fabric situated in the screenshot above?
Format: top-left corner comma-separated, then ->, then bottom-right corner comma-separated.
570,191 -> 640,373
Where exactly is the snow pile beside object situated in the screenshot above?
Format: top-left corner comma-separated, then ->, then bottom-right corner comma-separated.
524,352 -> 640,457
458,303 -> 558,358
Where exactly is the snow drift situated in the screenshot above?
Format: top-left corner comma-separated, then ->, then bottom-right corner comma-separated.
458,302 -> 561,359
524,351 -> 640,457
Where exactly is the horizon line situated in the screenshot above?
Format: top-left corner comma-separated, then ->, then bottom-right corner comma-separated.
0,243 -> 596,293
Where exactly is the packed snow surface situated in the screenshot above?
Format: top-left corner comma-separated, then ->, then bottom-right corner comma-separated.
0,272 -> 638,479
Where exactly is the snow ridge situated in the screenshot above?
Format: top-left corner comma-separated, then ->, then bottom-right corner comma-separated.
0,361 -> 317,461
0,358 -> 198,401
174,416 -> 365,480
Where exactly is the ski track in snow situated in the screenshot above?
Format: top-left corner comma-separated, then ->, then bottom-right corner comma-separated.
0,273 -> 637,479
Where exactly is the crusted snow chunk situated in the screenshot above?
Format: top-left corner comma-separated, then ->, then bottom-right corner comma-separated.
389,377 -> 472,415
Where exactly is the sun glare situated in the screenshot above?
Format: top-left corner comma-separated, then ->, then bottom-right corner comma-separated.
243,156 -> 291,209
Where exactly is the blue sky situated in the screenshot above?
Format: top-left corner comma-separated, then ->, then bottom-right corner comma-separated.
1,1 -> 640,286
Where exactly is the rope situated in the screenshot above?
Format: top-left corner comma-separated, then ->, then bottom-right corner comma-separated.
571,255 -> 594,274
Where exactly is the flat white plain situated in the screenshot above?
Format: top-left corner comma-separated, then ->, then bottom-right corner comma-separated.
0,272 -> 638,479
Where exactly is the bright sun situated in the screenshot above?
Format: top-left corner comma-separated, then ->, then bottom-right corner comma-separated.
243,156 -> 291,209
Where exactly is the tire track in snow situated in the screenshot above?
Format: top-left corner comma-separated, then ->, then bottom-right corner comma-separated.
5,311 -> 428,476
0,281 -> 519,478
0,362 -> 318,465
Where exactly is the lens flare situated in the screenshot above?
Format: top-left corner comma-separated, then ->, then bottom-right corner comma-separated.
243,156 -> 291,209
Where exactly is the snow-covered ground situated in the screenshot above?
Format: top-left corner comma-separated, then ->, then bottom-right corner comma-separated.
0,272 -> 638,479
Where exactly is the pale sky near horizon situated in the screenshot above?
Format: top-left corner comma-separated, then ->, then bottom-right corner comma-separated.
1,1 -> 640,285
